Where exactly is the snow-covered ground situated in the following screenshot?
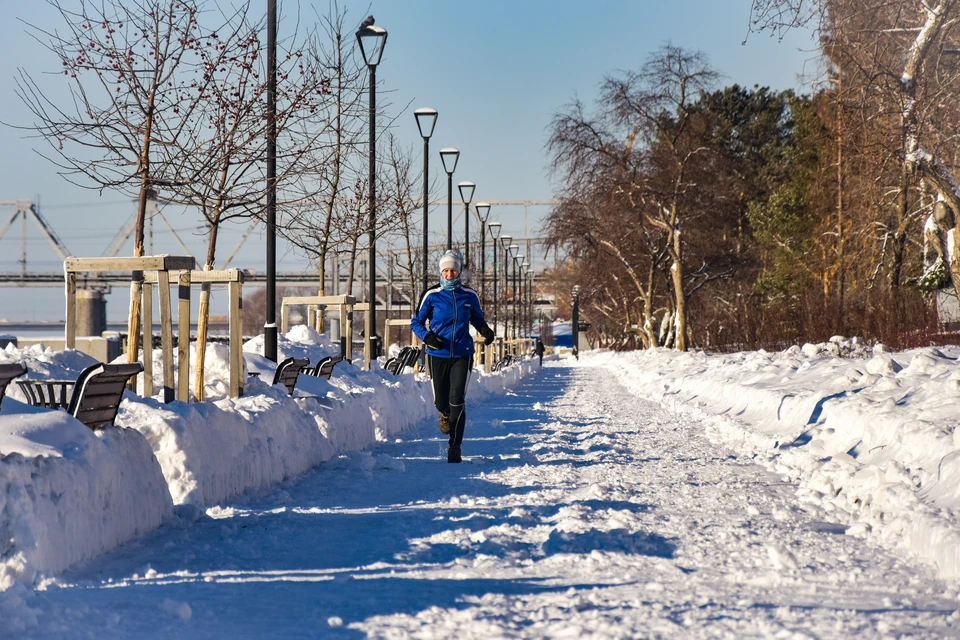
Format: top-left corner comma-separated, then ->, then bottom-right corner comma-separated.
2,334 -> 960,636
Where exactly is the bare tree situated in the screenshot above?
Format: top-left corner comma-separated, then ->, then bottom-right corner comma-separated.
14,0 -> 212,362
278,4 -> 368,328
547,45 -> 719,351
380,134 -> 420,315
153,3 -> 339,399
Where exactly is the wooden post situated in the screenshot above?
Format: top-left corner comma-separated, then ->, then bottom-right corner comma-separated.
281,299 -> 289,334
157,270 -> 174,403
178,270 -> 191,402
143,281 -> 153,397
229,279 -> 242,398
65,271 -> 77,349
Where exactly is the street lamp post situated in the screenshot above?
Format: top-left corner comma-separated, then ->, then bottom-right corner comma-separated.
357,17 -> 387,370
488,221 -> 501,344
475,202 -> 490,302
440,149 -> 460,250
457,181 -> 475,269
265,0 -> 278,361
512,250 -> 522,343
498,235 -> 512,341
525,267 -> 533,336
572,285 -> 581,360
521,261 -> 530,337
414,108 -> 437,304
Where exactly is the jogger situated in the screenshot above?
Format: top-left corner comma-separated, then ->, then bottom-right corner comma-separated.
411,249 -> 495,463
427,355 -> 473,449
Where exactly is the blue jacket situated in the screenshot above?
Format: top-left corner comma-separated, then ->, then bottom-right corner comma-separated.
411,284 -> 488,359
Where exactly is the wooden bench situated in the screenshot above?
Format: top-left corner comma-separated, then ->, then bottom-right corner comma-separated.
68,362 -> 144,430
272,357 -> 310,395
0,363 -> 27,409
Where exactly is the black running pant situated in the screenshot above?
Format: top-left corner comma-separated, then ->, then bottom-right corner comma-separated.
427,354 -> 473,447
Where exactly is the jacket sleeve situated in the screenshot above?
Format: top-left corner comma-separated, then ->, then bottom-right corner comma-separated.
469,290 -> 489,333
410,291 -> 431,341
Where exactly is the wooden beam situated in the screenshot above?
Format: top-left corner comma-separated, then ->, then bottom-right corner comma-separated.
143,282 -> 153,397
65,255 -> 195,273
143,268 -> 243,285
157,271 -> 174,403
229,280 -> 242,398
282,295 -> 356,306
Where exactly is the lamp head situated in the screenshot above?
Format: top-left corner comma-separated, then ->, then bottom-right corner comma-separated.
475,202 -> 491,223
458,181 -> 476,205
488,221 -> 501,239
356,18 -> 387,68
414,108 -> 438,139
439,148 -> 460,175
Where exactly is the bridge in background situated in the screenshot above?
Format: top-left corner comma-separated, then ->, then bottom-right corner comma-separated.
0,198 -> 560,320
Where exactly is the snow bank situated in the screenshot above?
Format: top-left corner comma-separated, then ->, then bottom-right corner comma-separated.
587,338 -> 960,579
0,401 -> 173,589
0,327 -> 534,589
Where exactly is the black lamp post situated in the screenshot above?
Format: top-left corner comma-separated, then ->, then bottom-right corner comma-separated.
499,236 -> 512,340
475,203 -> 490,302
510,248 -> 521,342
521,261 -> 530,337
572,285 -> 581,360
514,254 -> 526,338
488,221 -> 501,337
265,0 -> 278,361
414,108 -> 437,303
458,181 -> 475,268
357,17 -> 387,369
524,265 -> 533,336
440,148 -> 460,250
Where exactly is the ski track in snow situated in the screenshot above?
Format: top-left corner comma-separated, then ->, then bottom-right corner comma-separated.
18,361 -> 960,638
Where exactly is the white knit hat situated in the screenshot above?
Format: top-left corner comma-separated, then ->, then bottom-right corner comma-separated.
438,250 -> 462,272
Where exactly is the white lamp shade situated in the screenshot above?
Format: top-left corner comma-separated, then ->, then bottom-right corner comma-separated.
458,181 -> 476,205
489,221 -> 502,239
475,202 -> 491,222
440,148 -> 460,174
414,108 -> 438,139
356,24 -> 387,67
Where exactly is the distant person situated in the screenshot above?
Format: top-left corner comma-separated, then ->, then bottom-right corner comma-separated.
535,338 -> 545,366
411,250 -> 495,463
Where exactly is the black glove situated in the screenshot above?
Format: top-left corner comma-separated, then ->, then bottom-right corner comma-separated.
479,324 -> 495,345
423,331 -> 443,350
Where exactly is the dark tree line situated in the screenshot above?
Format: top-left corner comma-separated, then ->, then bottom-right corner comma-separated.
544,10 -> 960,351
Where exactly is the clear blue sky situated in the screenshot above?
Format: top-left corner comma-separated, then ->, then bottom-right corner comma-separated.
0,0 -> 817,321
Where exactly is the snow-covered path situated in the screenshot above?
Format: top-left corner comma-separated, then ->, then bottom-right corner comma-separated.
20,361 -> 960,638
